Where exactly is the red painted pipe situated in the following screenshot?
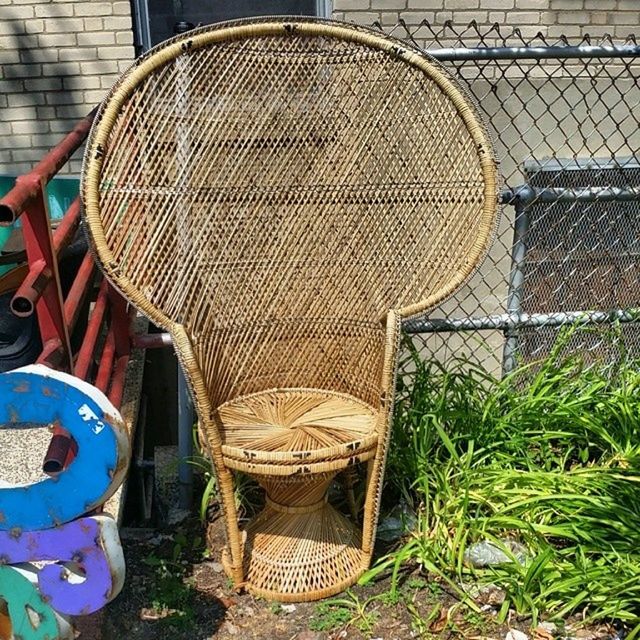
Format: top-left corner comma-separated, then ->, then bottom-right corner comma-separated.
52,197 -> 81,253
42,423 -> 78,476
75,279 -> 109,381
36,338 -> 64,369
95,329 -> 115,394
11,259 -> 51,317
63,253 -> 96,332
108,354 -> 130,409
0,110 -> 96,225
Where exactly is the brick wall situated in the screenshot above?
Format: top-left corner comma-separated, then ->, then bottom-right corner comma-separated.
0,0 -> 136,176
333,0 -> 640,44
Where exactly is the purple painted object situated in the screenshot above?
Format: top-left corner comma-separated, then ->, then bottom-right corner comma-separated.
0,515 -> 125,615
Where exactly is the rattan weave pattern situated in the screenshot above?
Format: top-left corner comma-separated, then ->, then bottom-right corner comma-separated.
82,19 -> 499,601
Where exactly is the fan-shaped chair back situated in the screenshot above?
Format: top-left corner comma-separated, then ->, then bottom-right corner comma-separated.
83,20 -> 498,412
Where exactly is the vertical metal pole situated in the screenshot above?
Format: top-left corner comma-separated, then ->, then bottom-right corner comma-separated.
133,0 -> 152,52
175,20 -> 194,511
20,176 -> 73,371
502,197 -> 531,374
178,365 -> 194,510
316,0 -> 333,17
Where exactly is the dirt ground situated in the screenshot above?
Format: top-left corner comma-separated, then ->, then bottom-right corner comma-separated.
96,515 -> 620,640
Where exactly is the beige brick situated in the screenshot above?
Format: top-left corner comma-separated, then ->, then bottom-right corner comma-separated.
446,0 -> 480,8
44,18 -> 83,33
102,15 -> 132,30
8,92 -> 44,107
10,162 -> 35,175
4,62 -> 41,77
73,2 -> 113,17
46,90 -> 84,105
36,106 -> 56,119
24,76 -> 63,90
609,10 -> 640,23
613,25 -> 634,38
116,59 -> 131,72
508,10 -> 543,21
79,59 -> 119,75
588,10 -> 608,23
59,47 -> 98,62
98,45 -> 134,60
12,147 -> 46,162
115,30 -> 134,45
12,119 -> 49,134
0,49 -> 21,63
5,134 -> 32,148
0,94 -> 7,108
448,9 -> 488,20
35,3 -> 74,17
44,18 -> 90,34
378,10 -> 400,23
616,0 -> 637,7
488,10 -> 506,20
515,0 -> 549,7
6,5 -> 34,18
547,24 -> 581,36
371,0 -> 406,7
84,17 -> 104,30
100,74 -> 119,89
20,48 -> 59,63
480,0 -> 514,8
112,1 -> 132,14
407,0 -> 443,7
63,75 -> 101,89
84,89 -> 108,104
334,0 -> 370,7
434,10 -> 454,20
582,25 -> 614,36
77,32 -> 115,45
50,118 -> 79,133
0,121 -> 13,137
556,9 -> 590,22
550,0 -> 583,8
23,19 -> 45,34
39,33 -> 76,46
400,10 -> 437,23
343,10 -> 379,21
43,62 -> 80,76
584,0 -> 615,6
55,104 -> 85,119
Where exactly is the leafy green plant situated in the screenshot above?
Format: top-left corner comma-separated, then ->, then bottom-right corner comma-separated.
309,591 -> 380,635
369,326 -> 640,634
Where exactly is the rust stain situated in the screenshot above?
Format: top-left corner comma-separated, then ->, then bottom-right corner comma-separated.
12,382 -> 29,393
41,386 -> 60,399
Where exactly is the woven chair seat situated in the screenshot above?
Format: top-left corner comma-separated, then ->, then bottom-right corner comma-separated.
219,389 -> 378,473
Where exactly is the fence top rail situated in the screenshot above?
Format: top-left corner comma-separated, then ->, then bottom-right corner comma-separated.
428,43 -> 640,62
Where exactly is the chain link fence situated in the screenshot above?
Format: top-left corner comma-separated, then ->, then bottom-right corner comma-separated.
378,21 -> 640,378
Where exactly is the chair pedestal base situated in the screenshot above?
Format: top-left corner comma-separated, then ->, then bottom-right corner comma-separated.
222,474 -> 364,602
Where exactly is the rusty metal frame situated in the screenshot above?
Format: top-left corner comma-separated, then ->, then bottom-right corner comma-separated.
0,109 -> 132,411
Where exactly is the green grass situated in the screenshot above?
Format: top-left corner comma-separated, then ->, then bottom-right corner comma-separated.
365,327 -> 640,635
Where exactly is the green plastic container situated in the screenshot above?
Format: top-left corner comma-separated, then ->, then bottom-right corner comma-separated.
0,175 -> 80,276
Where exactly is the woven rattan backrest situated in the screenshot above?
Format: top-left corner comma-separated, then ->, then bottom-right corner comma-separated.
82,19 -> 498,409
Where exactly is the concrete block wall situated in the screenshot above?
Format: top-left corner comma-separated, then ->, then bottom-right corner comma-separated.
0,0 -> 136,176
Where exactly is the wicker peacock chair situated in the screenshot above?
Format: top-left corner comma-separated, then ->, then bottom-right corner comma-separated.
81,18 -> 499,602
